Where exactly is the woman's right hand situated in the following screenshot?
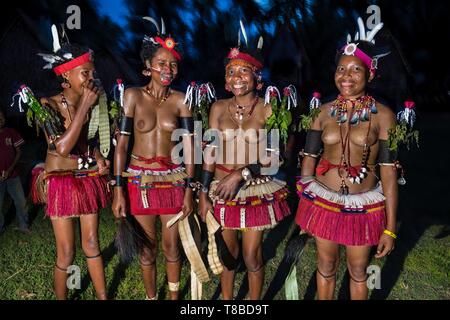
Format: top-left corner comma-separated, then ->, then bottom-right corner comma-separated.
112,188 -> 127,219
79,79 -> 99,110
198,191 -> 213,222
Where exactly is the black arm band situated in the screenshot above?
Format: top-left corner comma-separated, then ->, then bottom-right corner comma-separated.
247,162 -> 262,176
377,139 -> 397,164
179,117 -> 194,134
184,177 -> 195,188
201,170 -> 214,191
119,116 -> 133,135
304,129 -> 323,155
113,175 -> 123,187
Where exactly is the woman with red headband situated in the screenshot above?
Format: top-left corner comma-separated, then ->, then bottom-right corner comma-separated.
112,17 -> 194,300
295,19 -> 398,300
198,23 -> 290,300
31,25 -> 110,299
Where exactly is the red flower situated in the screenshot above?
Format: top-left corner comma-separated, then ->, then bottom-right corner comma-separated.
313,91 -> 321,99
190,81 -> 197,87
270,89 -> 278,98
229,48 -> 240,58
404,101 -> 415,109
164,37 -> 176,49
116,79 -> 123,84
283,87 -> 291,96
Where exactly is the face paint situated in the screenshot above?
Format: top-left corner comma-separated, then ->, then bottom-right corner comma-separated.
151,66 -> 174,86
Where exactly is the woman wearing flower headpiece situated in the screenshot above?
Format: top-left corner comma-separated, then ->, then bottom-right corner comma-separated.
31,25 -> 110,299
198,22 -> 290,300
112,17 -> 194,300
295,18 -> 398,300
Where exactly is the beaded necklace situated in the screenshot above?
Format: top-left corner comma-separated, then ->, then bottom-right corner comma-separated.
332,96 -> 375,195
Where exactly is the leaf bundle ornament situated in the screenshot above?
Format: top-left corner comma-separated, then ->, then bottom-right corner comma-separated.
265,85 -> 296,145
298,91 -> 322,132
388,101 -> 419,151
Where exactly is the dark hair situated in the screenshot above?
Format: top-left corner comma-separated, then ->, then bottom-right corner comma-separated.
140,38 -> 183,65
140,40 -> 162,64
52,43 -> 92,82
54,43 -> 91,68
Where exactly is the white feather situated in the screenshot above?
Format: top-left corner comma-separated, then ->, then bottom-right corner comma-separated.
357,17 -> 366,41
51,24 -> 61,53
143,16 -> 160,34
355,31 -> 359,41
237,30 -> 241,46
161,17 -> 166,35
347,34 -> 351,43
239,20 -> 248,46
257,36 -> 263,50
366,22 -> 383,43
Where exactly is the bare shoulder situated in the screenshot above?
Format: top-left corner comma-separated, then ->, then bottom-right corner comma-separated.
376,102 -> 396,123
41,95 -> 59,112
169,89 -> 185,103
210,98 -> 229,116
317,101 -> 333,120
124,87 -> 142,99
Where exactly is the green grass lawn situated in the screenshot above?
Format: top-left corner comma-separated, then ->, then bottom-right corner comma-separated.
0,205 -> 449,300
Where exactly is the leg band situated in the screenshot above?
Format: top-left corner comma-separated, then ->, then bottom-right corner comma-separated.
317,268 -> 336,279
85,252 -> 102,259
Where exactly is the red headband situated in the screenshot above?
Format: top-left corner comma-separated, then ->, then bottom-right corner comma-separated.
341,43 -> 376,75
154,36 -> 182,61
227,48 -> 263,70
53,52 -> 93,75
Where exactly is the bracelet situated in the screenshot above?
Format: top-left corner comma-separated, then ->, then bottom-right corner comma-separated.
113,175 -> 123,187
383,229 -> 397,239
299,150 -> 319,158
184,177 -> 195,189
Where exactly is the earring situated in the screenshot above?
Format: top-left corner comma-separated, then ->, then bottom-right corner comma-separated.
225,84 -> 231,92
142,68 -> 151,77
61,78 -> 71,89
256,82 -> 263,91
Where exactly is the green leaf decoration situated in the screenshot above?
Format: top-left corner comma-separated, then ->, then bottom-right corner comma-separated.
298,108 -> 321,132
388,122 -> 420,151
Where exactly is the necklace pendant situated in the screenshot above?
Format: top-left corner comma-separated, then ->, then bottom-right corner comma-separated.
339,182 -> 349,196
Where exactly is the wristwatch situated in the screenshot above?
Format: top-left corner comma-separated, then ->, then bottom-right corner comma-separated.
241,167 -> 252,181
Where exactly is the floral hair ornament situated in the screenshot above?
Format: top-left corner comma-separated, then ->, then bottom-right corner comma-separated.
37,24 -> 93,75
341,17 -> 390,75
142,16 -> 182,61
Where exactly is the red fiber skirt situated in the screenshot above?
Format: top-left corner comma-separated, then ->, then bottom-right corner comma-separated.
295,178 -> 386,246
44,169 -> 110,218
126,165 -> 186,215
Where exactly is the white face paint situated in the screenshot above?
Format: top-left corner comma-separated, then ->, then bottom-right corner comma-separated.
151,66 -> 174,85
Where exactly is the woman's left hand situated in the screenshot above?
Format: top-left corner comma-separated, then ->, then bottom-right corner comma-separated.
375,234 -> 395,258
214,170 -> 243,201
181,189 -> 194,220
97,158 -> 110,175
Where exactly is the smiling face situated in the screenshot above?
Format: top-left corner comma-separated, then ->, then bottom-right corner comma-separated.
335,55 -> 374,99
63,61 -> 95,95
225,60 -> 258,97
146,47 -> 179,86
